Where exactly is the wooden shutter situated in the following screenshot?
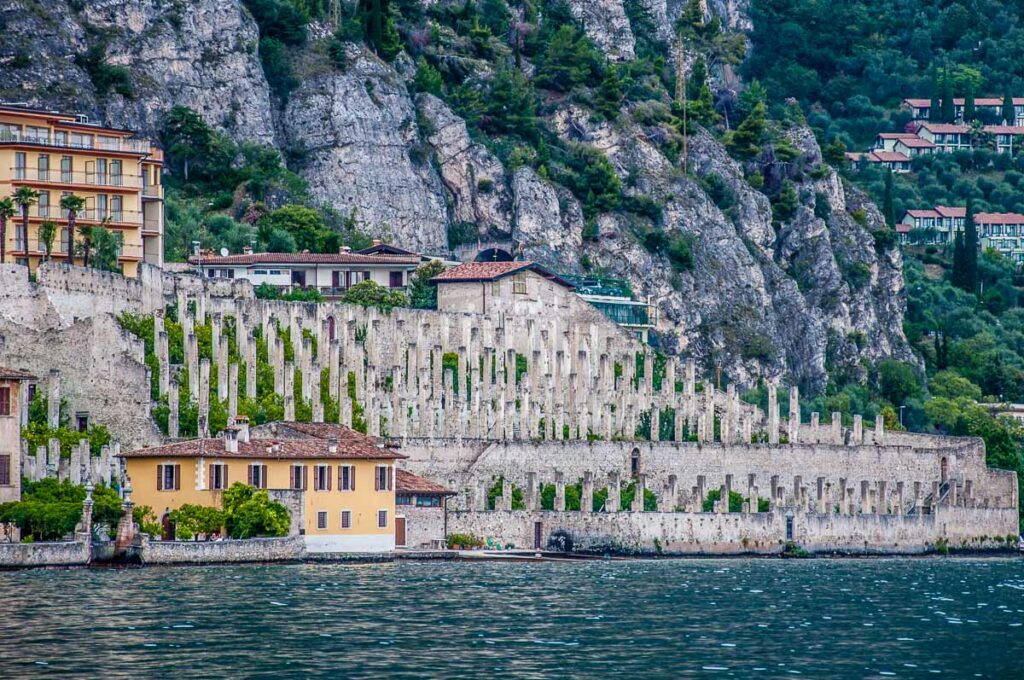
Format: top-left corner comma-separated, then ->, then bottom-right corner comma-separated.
302,466 -> 308,490
248,464 -> 253,486
210,464 -> 215,489
289,465 -> 295,489
327,465 -> 332,491
174,464 -> 181,490
374,466 -> 380,491
387,465 -> 393,491
224,465 -> 228,487
157,464 -> 164,491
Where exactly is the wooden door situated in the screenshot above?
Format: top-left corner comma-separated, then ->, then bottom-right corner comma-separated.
395,517 -> 406,547
533,521 -> 542,550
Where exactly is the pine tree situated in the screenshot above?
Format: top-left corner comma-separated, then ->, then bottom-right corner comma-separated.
595,64 -> 624,121
940,66 -> 955,123
725,101 -> 766,159
1002,93 -> 1016,125
964,80 -> 976,122
883,169 -> 896,228
684,57 -> 719,127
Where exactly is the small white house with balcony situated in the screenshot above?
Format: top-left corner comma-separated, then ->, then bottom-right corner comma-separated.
188,248 -> 425,296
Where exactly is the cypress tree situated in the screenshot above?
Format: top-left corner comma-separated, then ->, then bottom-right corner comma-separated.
929,70 -> 941,123
1003,93 -> 1016,125
883,169 -> 896,228
963,197 -> 978,293
964,81 -> 976,122
940,66 -> 955,123
952,229 -> 966,290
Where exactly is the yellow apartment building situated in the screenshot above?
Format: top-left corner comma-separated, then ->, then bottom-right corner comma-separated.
118,420 -> 404,553
0,103 -> 163,276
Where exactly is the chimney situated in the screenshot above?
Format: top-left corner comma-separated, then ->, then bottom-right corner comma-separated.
242,246 -> 253,255
224,427 -> 239,454
235,415 -> 250,443
328,437 -> 338,455
372,239 -> 382,247
341,246 -> 352,254
271,441 -> 281,454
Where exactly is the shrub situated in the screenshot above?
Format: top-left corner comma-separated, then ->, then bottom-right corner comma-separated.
222,483 -> 290,539
446,532 -> 483,549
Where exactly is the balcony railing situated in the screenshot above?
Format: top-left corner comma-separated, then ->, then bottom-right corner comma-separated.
141,184 -> 163,198
5,236 -> 143,260
11,167 -> 142,189
0,130 -> 153,154
24,205 -> 143,225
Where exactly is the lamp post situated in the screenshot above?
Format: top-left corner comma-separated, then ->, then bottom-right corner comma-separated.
899,405 -> 906,430
192,240 -> 202,280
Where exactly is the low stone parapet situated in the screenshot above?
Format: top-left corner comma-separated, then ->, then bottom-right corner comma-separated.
141,534 -> 305,564
0,538 -> 91,568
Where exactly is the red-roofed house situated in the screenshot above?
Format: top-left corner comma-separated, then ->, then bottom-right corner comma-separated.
1,366 -> 36,514
983,125 -> 1024,154
977,213 -> 1024,265
914,123 -> 971,151
394,469 -> 454,549
898,206 -> 1024,263
431,261 -> 584,317
902,97 -> 1024,125
187,246 -> 427,296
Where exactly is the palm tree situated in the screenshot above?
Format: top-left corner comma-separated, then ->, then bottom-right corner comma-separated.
13,186 -> 39,256
59,193 -> 85,262
0,197 -> 15,265
37,221 -> 57,262
77,223 -> 94,267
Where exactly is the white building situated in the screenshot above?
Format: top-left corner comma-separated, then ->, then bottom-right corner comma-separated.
188,248 -> 424,296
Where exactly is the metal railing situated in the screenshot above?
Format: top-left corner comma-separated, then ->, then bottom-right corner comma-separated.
4,236 -> 143,259
10,167 -> 142,189
25,206 -> 143,224
0,130 -> 153,154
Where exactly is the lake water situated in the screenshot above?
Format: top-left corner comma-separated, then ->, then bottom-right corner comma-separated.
1,558 -> 1022,678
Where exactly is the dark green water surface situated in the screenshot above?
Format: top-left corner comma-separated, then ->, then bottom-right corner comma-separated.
1,558 -> 1022,678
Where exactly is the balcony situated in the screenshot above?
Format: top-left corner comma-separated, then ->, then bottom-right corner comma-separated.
6,236 -> 143,260
24,205 -> 143,226
10,167 -> 142,189
0,130 -> 153,155
141,183 -> 163,199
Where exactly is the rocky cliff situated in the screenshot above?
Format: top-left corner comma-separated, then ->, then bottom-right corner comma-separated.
0,0 -> 911,391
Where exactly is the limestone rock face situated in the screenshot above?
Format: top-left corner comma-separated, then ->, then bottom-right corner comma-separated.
513,167 -> 585,269
0,0 -> 276,144
417,94 -> 513,239
566,0 -> 636,61
283,48 -> 449,253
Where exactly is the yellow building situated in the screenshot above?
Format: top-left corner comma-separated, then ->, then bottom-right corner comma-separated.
0,103 -> 163,276
118,420 -> 404,553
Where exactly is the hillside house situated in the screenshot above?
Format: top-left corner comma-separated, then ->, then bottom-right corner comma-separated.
845,150 -> 912,173
914,123 -> 972,152
898,206 -> 1024,264
0,366 -> 35,515
902,97 -> 1024,125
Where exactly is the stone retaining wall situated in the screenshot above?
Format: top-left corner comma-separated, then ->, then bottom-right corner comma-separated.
448,506 -> 1019,556
0,538 -> 91,568
141,534 -> 305,564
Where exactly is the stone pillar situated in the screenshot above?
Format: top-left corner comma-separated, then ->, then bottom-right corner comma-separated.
874,417 -> 884,444
526,472 -> 538,511
228,362 -> 239,419
80,483 -> 94,538
607,471 -> 620,512
696,475 -> 707,511
156,330 -> 169,397
168,381 -> 179,438
767,384 -> 779,444
115,481 -> 136,552
852,414 -> 863,444
788,385 -> 800,443
838,478 -> 848,515
245,332 -> 257,400
555,472 -> 566,512
198,359 -> 210,437
187,331 -> 199,401
877,481 -> 888,514
810,412 -> 819,442
500,478 -> 513,512
895,481 -> 905,516
47,369 -> 60,429
283,361 -> 295,421
831,412 -> 842,444
217,335 -> 229,402
816,477 -> 825,514
69,443 -> 82,485
581,471 -> 594,513
632,474 -> 646,512
717,483 -> 728,514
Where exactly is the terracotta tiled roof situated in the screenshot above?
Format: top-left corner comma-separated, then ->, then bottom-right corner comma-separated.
983,125 -> 1024,135
0,366 -> 36,380
934,206 -> 966,218
119,422 -> 405,460
895,137 -> 935,148
251,421 -> 408,459
878,133 -> 919,139
902,98 -> 932,107
896,224 -> 912,233
396,469 -> 454,495
919,123 -> 970,134
977,212 -> 1024,225
870,151 -> 911,163
903,209 -> 941,219
186,252 -> 421,266
430,261 -> 574,288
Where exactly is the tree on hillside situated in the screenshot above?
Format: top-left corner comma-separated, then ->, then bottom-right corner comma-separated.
1002,93 -> 1016,125
685,57 -> 719,127
358,0 -> 401,60
940,66 -> 955,123
952,197 -> 978,293
883,169 -> 896,228
162,107 -> 216,182
725,101 -> 767,159
257,205 -> 328,253
929,69 -> 941,123
964,80 -> 976,122
0,197 -> 14,265
340,279 -> 408,311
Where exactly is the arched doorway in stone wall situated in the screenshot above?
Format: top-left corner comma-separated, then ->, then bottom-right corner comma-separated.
161,512 -> 176,541
631,448 -> 641,478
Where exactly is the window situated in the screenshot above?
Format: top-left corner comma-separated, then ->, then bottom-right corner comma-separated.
75,413 -> 88,432
157,464 -> 180,491
96,194 -> 108,220
269,269 -> 281,276
61,156 -> 72,182
317,511 -> 327,530
248,464 -> 268,489
396,494 -> 413,506
96,159 -> 108,185
416,495 -> 441,508
389,271 -> 404,288
362,271 -> 370,281
209,464 -> 228,490
0,455 -> 9,486
253,269 -> 268,276
290,464 -> 307,490
313,464 -> 332,491
0,387 -> 10,416
37,191 -> 49,218
14,225 -> 26,252
26,126 -> 48,142
378,510 -> 388,528
37,154 -> 49,181
14,152 -> 25,179
110,160 -> 122,186
375,465 -> 393,491
341,510 -> 351,529
512,274 -> 527,295
339,465 -> 356,491
110,195 -> 123,222
53,131 -> 67,146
